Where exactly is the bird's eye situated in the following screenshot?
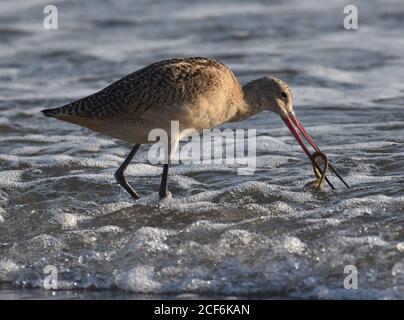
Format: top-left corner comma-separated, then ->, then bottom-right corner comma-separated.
280,91 -> 288,99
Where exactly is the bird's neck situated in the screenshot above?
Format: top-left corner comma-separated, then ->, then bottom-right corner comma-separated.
230,82 -> 265,122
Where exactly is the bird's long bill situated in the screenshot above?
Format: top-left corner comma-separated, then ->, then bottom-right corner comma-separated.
282,112 -> 350,189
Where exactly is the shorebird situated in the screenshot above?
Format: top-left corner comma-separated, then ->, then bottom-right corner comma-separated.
42,57 -> 349,200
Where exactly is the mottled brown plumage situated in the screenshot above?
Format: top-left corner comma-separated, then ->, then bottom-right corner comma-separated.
42,57 -> 292,144
42,57 -> 300,200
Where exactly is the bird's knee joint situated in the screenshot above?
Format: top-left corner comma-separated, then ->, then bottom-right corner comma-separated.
114,170 -> 124,182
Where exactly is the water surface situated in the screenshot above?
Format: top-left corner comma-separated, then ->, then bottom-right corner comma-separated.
0,0 -> 403,299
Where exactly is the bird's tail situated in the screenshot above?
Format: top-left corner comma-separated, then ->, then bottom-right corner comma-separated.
41,100 -> 83,119
41,101 -> 99,130
41,101 -> 87,127
41,106 -> 64,118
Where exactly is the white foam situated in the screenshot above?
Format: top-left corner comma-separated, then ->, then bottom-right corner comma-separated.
0,259 -> 20,282
283,236 -> 306,254
48,213 -> 78,230
396,243 -> 404,253
115,266 -> 161,293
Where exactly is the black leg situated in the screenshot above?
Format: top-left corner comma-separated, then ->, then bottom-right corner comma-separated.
159,163 -> 170,199
114,144 -> 141,200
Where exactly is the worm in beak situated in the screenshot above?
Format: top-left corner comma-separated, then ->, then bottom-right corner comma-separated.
282,112 -> 350,189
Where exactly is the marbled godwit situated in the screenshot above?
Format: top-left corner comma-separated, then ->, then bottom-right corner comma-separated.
42,57 -> 349,200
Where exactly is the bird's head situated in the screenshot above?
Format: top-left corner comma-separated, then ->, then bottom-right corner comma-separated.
244,76 -> 349,189
244,76 -> 293,117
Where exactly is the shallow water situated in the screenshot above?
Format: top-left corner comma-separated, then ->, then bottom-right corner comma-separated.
0,0 -> 404,299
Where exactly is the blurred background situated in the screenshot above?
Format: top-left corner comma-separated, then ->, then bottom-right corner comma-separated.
0,0 -> 403,299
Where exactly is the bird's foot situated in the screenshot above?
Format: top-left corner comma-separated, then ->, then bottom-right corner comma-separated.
159,190 -> 172,201
305,178 -> 323,189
